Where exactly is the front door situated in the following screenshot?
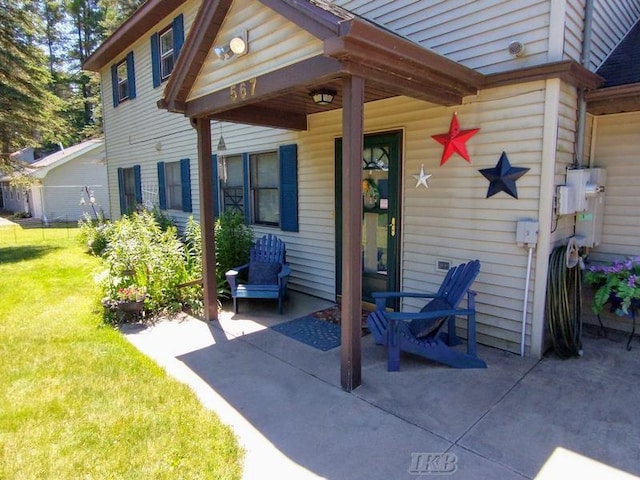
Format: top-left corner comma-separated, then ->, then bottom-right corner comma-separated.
336,131 -> 402,307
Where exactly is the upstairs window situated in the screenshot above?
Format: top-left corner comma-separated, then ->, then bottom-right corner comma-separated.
159,27 -> 174,81
151,14 -> 184,88
110,52 -> 136,107
116,61 -> 128,101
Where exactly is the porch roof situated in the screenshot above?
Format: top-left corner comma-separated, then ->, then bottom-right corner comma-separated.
157,0 -> 485,129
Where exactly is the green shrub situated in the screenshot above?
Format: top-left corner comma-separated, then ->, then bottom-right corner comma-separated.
100,210 -> 190,315
78,212 -> 112,256
215,210 -> 254,279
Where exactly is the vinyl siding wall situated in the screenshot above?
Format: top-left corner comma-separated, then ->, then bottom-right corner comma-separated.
296,80 -> 573,353
37,154 -> 110,222
582,111 -> 640,332
335,0 -> 554,73
188,0 -> 323,102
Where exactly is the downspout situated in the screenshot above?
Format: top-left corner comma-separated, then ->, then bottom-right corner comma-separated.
575,0 -> 595,167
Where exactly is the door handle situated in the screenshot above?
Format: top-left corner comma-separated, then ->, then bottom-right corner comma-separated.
389,217 -> 396,237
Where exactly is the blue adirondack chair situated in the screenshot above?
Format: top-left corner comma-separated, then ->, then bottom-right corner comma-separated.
366,260 -> 486,370
225,234 -> 290,314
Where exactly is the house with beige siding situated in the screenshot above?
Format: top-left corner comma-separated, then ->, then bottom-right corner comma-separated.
84,0 -> 640,389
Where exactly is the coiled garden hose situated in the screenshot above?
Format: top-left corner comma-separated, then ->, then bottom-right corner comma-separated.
546,245 -> 583,358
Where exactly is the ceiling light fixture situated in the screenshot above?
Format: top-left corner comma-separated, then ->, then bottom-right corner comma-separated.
310,88 -> 336,106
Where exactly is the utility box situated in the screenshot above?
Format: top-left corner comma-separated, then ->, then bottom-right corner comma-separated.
516,219 -> 539,246
575,168 -> 606,248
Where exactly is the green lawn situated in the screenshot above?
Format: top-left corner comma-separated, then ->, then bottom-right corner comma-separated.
0,227 -> 243,479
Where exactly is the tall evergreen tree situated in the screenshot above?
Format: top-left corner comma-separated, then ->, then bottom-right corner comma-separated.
0,0 -> 64,171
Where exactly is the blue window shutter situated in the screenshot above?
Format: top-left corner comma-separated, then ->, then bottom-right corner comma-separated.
157,162 -> 166,210
279,144 -> 298,232
150,33 -> 161,88
126,52 -> 136,100
133,165 -> 142,204
212,154 -> 220,218
242,153 -> 251,224
111,64 -> 119,107
173,14 -> 185,58
180,158 -> 192,212
117,167 -> 126,215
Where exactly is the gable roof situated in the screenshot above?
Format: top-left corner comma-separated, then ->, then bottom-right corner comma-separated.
29,139 -> 104,179
586,20 -> 640,114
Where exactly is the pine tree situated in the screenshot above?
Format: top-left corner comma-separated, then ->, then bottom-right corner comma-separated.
0,0 -> 64,171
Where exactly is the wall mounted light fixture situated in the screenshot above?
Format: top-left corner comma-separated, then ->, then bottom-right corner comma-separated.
310,88 -> 336,106
214,30 -> 248,61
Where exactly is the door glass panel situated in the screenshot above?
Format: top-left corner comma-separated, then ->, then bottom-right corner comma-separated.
362,145 -> 390,296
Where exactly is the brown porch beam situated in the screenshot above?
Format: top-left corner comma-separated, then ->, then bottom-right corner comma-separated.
211,105 -> 307,131
483,60 -> 603,90
184,56 -> 342,118
195,118 -> 218,321
341,75 -> 364,392
342,61 -> 463,106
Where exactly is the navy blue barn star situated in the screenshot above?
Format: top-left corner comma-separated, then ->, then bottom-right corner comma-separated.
479,152 -> 529,199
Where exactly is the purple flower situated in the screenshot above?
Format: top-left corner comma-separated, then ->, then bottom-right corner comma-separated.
628,275 -> 638,288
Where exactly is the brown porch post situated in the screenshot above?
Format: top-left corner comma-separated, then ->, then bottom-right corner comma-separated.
341,75 -> 364,391
195,117 -> 218,321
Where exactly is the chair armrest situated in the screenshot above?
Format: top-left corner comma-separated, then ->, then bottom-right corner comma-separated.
225,263 -> 249,290
372,291 -> 438,311
278,263 -> 291,279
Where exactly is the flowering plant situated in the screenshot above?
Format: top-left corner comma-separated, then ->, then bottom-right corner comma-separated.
584,257 -> 640,315
116,285 -> 147,302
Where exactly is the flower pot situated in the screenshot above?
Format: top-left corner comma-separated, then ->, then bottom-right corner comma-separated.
118,300 -> 144,313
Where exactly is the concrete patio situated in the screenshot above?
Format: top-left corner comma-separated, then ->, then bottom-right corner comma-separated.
122,291 -> 640,479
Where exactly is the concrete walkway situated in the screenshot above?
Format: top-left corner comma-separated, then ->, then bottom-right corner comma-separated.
122,292 -> 640,479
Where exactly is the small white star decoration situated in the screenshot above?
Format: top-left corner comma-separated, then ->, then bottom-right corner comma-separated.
412,164 -> 432,188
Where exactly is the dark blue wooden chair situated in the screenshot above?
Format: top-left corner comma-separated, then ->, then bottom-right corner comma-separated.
225,234 -> 290,314
366,260 -> 486,370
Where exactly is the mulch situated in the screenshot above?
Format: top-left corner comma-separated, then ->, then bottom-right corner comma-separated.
309,304 -> 370,336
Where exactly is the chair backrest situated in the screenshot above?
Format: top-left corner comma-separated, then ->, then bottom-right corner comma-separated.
250,234 -> 286,264
422,260 -> 480,312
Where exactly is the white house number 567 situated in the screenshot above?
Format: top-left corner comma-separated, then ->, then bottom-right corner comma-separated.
230,78 -> 257,102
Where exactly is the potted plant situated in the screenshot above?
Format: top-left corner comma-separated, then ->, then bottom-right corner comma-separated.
584,256 -> 640,315
116,285 -> 147,313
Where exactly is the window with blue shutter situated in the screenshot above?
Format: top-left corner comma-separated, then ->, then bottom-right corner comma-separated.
117,165 -> 141,215
150,14 -> 184,88
111,52 -> 136,106
157,162 -> 166,209
213,144 -> 298,231
180,158 -> 192,212
279,144 -> 298,232
157,159 -> 192,212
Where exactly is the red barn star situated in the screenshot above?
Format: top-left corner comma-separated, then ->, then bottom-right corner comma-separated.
431,113 -> 480,165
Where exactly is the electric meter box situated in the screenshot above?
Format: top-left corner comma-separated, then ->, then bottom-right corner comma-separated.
575,168 -> 606,248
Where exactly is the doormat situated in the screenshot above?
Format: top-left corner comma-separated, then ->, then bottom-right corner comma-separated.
271,305 -> 370,351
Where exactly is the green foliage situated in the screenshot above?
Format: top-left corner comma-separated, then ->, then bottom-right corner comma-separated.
214,210 -> 254,281
78,211 -> 112,256
100,210 -> 190,315
0,0 -> 65,169
584,257 -> 640,314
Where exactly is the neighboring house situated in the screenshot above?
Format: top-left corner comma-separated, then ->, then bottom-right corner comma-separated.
0,139 -> 110,223
1,148 -> 37,213
83,0 -> 640,387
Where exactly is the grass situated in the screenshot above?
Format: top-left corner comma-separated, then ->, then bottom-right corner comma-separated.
0,226 -> 243,479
